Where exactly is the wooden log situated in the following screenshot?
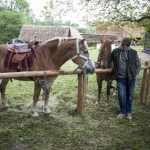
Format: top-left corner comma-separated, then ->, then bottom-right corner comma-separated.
0,70 -> 83,79
145,69 -> 150,106
139,62 -> 148,104
77,74 -> 82,114
95,66 -> 150,73
141,66 -> 150,70
0,66 -> 150,79
81,70 -> 86,116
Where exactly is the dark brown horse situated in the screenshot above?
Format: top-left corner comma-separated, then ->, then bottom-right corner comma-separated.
0,37 -> 95,117
95,38 -> 117,105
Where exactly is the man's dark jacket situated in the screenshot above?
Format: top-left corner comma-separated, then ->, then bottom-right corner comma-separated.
109,48 -> 137,82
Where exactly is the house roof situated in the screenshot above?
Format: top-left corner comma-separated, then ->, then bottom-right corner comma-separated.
18,25 -> 83,43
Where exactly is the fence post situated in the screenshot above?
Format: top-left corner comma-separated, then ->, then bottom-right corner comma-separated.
81,70 -> 86,116
77,73 -> 82,114
139,62 -> 148,104
145,69 -> 150,106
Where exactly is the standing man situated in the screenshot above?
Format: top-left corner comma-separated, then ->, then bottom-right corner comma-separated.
95,37 -> 141,119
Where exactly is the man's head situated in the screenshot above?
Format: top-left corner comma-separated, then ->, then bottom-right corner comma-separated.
120,37 -> 131,51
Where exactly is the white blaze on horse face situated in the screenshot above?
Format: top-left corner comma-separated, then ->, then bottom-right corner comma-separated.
84,40 -> 88,49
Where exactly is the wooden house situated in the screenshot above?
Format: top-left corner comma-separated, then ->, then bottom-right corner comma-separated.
18,25 -> 83,43
95,24 -> 143,45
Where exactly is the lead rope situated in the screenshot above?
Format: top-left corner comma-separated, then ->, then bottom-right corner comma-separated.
36,71 -> 50,100
106,71 -> 115,90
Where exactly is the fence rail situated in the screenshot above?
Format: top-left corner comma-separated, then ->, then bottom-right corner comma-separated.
0,66 -> 149,79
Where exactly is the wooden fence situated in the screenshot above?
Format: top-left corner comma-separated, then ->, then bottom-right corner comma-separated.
0,65 -> 150,116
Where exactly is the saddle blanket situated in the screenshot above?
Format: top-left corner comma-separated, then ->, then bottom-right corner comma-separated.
4,51 -> 34,70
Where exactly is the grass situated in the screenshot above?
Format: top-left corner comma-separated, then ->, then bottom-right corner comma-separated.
0,46 -> 150,150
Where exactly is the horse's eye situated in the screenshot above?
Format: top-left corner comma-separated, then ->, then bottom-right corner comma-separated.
84,51 -> 88,54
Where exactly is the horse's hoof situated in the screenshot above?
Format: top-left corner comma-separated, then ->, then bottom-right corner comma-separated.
31,112 -> 39,118
95,102 -> 99,105
113,93 -> 117,97
44,109 -> 51,115
105,103 -> 109,106
3,103 -> 10,109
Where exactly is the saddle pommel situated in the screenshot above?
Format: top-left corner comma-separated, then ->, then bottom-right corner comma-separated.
28,40 -> 39,49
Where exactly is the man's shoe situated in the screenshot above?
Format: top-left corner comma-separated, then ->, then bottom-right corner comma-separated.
127,113 -> 132,119
117,113 -> 125,118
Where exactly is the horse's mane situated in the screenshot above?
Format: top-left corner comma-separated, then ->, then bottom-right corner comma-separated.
43,37 -> 88,49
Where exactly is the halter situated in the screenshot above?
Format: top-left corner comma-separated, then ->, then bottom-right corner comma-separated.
71,39 -> 91,69
99,56 -> 109,60
98,56 -> 109,68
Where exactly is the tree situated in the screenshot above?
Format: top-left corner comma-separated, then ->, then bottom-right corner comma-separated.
0,0 -> 30,13
43,15 -> 63,26
63,20 -> 79,29
0,10 -> 24,44
41,0 -> 150,33
0,0 -> 38,24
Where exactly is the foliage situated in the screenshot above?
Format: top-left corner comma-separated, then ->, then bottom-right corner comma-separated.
41,0 -> 150,36
0,0 -> 30,14
0,10 -> 24,44
0,0 -> 41,26
78,24 -> 95,34
43,15 -> 63,26
0,0 -> 95,42
32,14 -> 94,33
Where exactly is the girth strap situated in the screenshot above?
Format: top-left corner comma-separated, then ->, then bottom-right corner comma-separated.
7,51 -> 13,70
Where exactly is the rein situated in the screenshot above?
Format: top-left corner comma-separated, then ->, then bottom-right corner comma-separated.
99,56 -> 109,60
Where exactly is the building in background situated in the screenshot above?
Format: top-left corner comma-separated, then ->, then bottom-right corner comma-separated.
19,25 -> 83,43
81,33 -> 117,49
95,24 -> 143,45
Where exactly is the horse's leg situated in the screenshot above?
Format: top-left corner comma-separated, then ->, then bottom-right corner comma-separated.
31,82 -> 41,117
113,87 -> 118,96
43,88 -> 51,115
106,84 -> 110,105
43,82 -> 54,115
95,80 -> 102,105
1,79 -> 9,109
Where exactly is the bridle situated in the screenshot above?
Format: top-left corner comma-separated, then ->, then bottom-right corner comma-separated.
98,56 -> 109,68
71,39 -> 92,69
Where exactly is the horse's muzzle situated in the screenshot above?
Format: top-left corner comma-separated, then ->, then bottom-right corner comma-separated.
101,65 -> 107,69
86,62 -> 95,74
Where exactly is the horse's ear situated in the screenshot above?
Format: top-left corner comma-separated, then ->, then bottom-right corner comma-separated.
100,38 -> 104,44
110,38 -> 114,44
80,38 -> 86,44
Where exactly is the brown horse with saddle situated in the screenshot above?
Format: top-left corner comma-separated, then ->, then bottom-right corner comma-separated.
0,37 -> 95,117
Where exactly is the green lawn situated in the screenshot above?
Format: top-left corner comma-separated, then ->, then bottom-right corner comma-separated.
0,46 -> 150,150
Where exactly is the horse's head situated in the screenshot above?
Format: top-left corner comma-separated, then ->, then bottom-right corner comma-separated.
70,38 -> 95,74
98,38 -> 114,69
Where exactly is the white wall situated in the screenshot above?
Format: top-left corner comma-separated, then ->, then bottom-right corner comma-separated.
96,43 -> 116,50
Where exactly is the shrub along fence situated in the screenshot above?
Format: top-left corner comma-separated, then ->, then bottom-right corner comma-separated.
0,65 -> 150,116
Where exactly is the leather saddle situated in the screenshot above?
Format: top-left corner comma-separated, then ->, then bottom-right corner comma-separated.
7,39 -> 39,71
